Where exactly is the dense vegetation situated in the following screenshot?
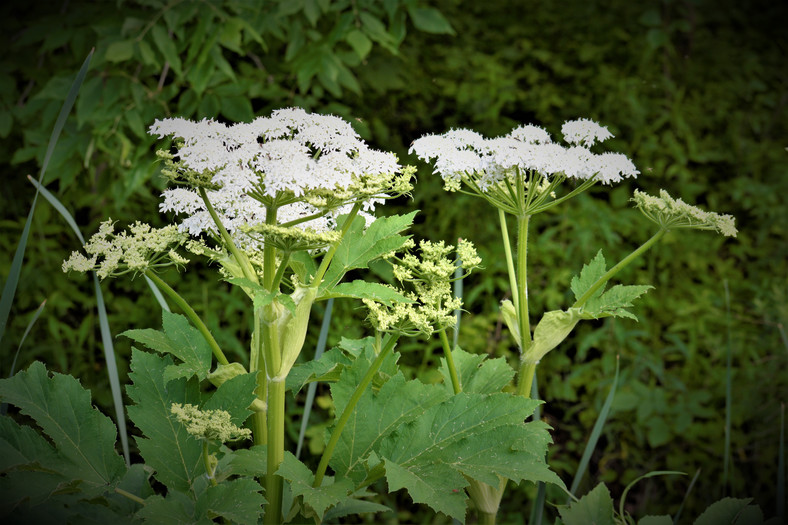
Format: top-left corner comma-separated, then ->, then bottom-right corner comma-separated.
1,0 -> 785,522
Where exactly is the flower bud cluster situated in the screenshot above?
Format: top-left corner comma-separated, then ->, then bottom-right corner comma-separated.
62,220 -> 188,279
632,189 -> 737,237
363,239 -> 481,337
170,403 -> 252,443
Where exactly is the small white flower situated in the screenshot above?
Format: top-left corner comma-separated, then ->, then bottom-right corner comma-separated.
561,118 -> 614,147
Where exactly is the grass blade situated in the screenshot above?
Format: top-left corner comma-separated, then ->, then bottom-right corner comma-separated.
27,173 -> 130,466
0,299 -> 47,415
618,470 -> 685,521
0,49 -> 93,349
453,247 -> 464,349
672,467 -> 700,524
144,274 -> 171,312
723,280 -> 732,496
569,354 -> 620,499
778,403 -> 785,523
529,374 -> 547,525
296,298 -> 334,460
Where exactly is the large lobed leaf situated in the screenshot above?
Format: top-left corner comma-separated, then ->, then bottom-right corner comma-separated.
126,348 -> 203,494
318,211 -> 417,292
0,361 -> 126,498
378,392 -> 562,521
121,311 -> 213,382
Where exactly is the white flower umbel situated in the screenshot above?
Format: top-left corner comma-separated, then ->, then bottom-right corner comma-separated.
632,189 -> 738,237
151,108 -> 411,254
410,118 -> 638,215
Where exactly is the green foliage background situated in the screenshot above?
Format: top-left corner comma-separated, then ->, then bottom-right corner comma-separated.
1,0 -> 785,522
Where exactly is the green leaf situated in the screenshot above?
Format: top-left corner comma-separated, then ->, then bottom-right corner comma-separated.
323,498 -> 392,522
225,445 -> 267,478
121,311 -> 212,382
289,250 -> 318,283
527,309 -> 584,363
559,483 -> 616,525
320,211 -> 416,291
345,30 -> 373,60
126,349 -> 203,492
195,478 -> 265,525
137,491 -> 203,524
584,284 -> 654,321
693,497 -> 760,525
439,346 -> 514,394
570,250 -> 607,303
0,362 -> 126,497
320,280 -> 412,304
151,24 -> 183,75
287,345 -> 354,394
105,40 -> 135,62
407,7 -> 456,35
329,371 -> 448,482
379,392 -> 559,521
278,452 -> 355,521
203,372 -> 258,426
0,415 -> 58,472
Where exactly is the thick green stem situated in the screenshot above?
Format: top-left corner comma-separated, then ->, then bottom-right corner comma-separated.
264,378 -> 286,524
498,209 -> 519,314
516,361 -> 537,398
250,308 -> 267,445
515,214 -> 531,353
478,511 -> 497,525
199,187 -> 258,284
263,205 -> 278,289
144,271 -> 229,366
314,334 -> 399,487
573,229 -> 667,309
439,329 -> 461,395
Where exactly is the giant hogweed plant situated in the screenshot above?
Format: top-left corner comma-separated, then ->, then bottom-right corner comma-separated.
0,109 -> 737,524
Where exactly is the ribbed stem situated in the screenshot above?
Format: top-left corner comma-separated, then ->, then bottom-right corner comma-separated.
439,329 -> 461,394
264,378 -> 285,524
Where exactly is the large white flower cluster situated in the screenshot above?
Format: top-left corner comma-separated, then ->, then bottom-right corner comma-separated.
410,119 -> 638,190
149,108 -> 402,239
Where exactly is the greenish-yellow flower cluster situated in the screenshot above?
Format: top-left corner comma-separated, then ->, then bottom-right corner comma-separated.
364,239 -> 481,337
170,403 -> 252,443
62,220 -> 189,279
632,189 -> 737,237
241,222 -> 342,252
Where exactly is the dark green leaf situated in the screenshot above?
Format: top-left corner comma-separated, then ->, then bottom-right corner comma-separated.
321,280 -> 411,304
105,40 -> 135,62
203,371 -> 258,426
559,483 -> 616,525
121,311 -> 213,382
151,25 -> 183,75
0,362 -> 126,497
693,497 -> 760,525
407,7 -> 456,35
439,346 -> 514,395
278,452 -> 355,521
195,478 -> 265,525
126,349 -> 203,492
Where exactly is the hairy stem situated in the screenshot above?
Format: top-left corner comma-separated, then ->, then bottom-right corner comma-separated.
439,329 -> 461,395
144,271 -> 229,366
264,378 -> 286,524
313,334 -> 399,487
498,209 -> 519,314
